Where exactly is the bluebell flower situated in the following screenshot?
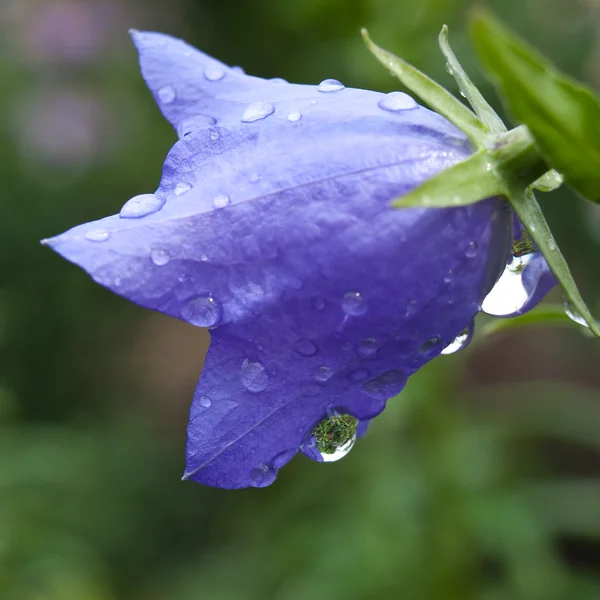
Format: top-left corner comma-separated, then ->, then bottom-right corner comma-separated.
43,31 -> 556,488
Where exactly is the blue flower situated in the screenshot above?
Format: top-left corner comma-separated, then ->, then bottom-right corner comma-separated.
42,31 -> 555,488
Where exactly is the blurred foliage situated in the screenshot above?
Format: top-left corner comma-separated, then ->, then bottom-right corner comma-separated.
1,0 -> 600,598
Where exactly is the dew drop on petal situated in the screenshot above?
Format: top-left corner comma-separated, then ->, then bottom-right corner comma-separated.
361,369 -> 407,400
203,65 -> 225,81
315,365 -> 335,382
199,395 -> 212,408
120,193 -> 165,219
84,229 -> 111,242
342,291 -> 367,316
465,241 -> 478,258
150,248 -> 170,266
174,182 -> 191,196
294,338 -> 318,357
377,91 -> 418,112
311,296 -> 326,311
181,295 -> 223,328
309,413 -> 358,462
157,85 -> 176,104
213,194 -> 230,208
231,65 -> 245,74
357,337 -> 379,358
349,368 -> 370,382
287,110 -> 302,122
441,327 -> 472,355
419,336 -> 443,354
240,359 -> 269,392
317,78 -> 345,92
249,463 -> 277,487
482,253 -> 535,317
249,172 -> 261,184
209,130 -> 219,141
241,102 -> 275,123
405,299 -> 418,317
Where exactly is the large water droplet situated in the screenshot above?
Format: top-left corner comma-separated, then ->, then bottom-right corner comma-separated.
377,91 -> 418,112
287,110 -> 302,122
315,365 -> 334,382
249,463 -> 277,487
204,65 -> 225,81
342,291 -> 367,316
240,359 -> 269,392
294,338 -> 318,357
357,337 -> 378,358
310,413 -> 357,462
481,253 -> 536,317
361,369 -> 407,401
317,79 -> 344,92
441,327 -> 472,355
157,85 -> 176,104
120,193 -> 165,219
241,102 -> 275,123
175,182 -> 191,196
84,229 -> 111,242
181,295 -> 223,328
213,194 -> 230,208
564,297 -> 589,328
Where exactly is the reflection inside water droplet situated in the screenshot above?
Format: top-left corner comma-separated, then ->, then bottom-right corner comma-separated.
309,413 -> 358,462
441,326 -> 472,355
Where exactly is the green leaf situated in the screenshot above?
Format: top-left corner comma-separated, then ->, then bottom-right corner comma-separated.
471,9 -> 600,203
392,149 -> 505,208
507,185 -> 600,338
438,25 -> 506,134
361,28 -> 489,146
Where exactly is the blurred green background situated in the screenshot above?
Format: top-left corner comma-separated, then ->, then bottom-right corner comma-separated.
2,0 -> 600,598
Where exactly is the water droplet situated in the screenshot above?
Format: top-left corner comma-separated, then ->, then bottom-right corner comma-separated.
419,336 -> 442,354
120,193 -> 165,219
361,369 -> 407,400
564,297 -> 589,328
200,253 -> 209,262
213,194 -> 230,208
486,163 -> 493,172
311,413 -> 357,462
204,65 -> 225,81
199,395 -> 212,408
249,463 -> 277,487
311,296 -> 326,311
465,241 -> 478,258
315,365 -> 335,382
177,115 -> 217,138
441,327 -> 472,355
181,295 -> 223,328
150,248 -> 170,266
349,368 -> 370,382
549,239 -> 557,251
240,359 -> 269,392
157,85 -> 176,104
174,182 -> 191,196
317,78 -> 344,92
481,253 -> 536,317
294,338 -> 318,357
241,102 -> 275,123
287,110 -> 302,122
342,291 -> 367,316
85,229 -> 111,242
309,99 -> 318,105
209,130 -> 219,141
357,337 -> 378,358
444,270 -> 454,284
377,91 -> 418,112
249,173 -> 261,184
232,65 -> 245,74
269,77 -> 287,84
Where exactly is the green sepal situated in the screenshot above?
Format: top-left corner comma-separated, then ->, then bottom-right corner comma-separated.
471,9 -> 600,203
392,149 -> 505,208
439,25 -> 506,134
361,28 -> 488,146
508,186 -> 600,337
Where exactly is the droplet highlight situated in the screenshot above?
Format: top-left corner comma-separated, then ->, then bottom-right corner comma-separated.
181,295 -> 223,328
241,102 -> 275,123
377,91 -> 418,112
317,79 -> 344,93
120,193 -> 165,219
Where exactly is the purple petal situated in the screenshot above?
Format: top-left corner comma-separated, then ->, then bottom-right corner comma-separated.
44,32 -> 514,488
